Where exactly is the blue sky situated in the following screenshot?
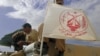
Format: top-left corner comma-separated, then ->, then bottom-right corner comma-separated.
0,7 -> 25,38
0,0 -> 100,46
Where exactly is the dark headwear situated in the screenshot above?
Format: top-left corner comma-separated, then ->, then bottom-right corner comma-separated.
23,23 -> 31,28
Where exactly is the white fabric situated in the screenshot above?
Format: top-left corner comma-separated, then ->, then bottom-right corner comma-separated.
24,43 -> 35,53
42,3 -> 96,40
24,42 -> 39,56
23,42 -> 49,56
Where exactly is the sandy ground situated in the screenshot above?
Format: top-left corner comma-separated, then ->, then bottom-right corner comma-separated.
64,44 -> 100,56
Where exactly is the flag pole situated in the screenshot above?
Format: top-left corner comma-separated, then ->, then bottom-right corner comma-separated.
39,24 -> 44,56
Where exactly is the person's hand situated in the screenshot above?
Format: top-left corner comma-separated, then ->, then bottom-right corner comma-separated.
17,41 -> 25,46
55,39 -> 65,52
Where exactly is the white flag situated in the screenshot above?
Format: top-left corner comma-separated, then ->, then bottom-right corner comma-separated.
42,4 -> 96,40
